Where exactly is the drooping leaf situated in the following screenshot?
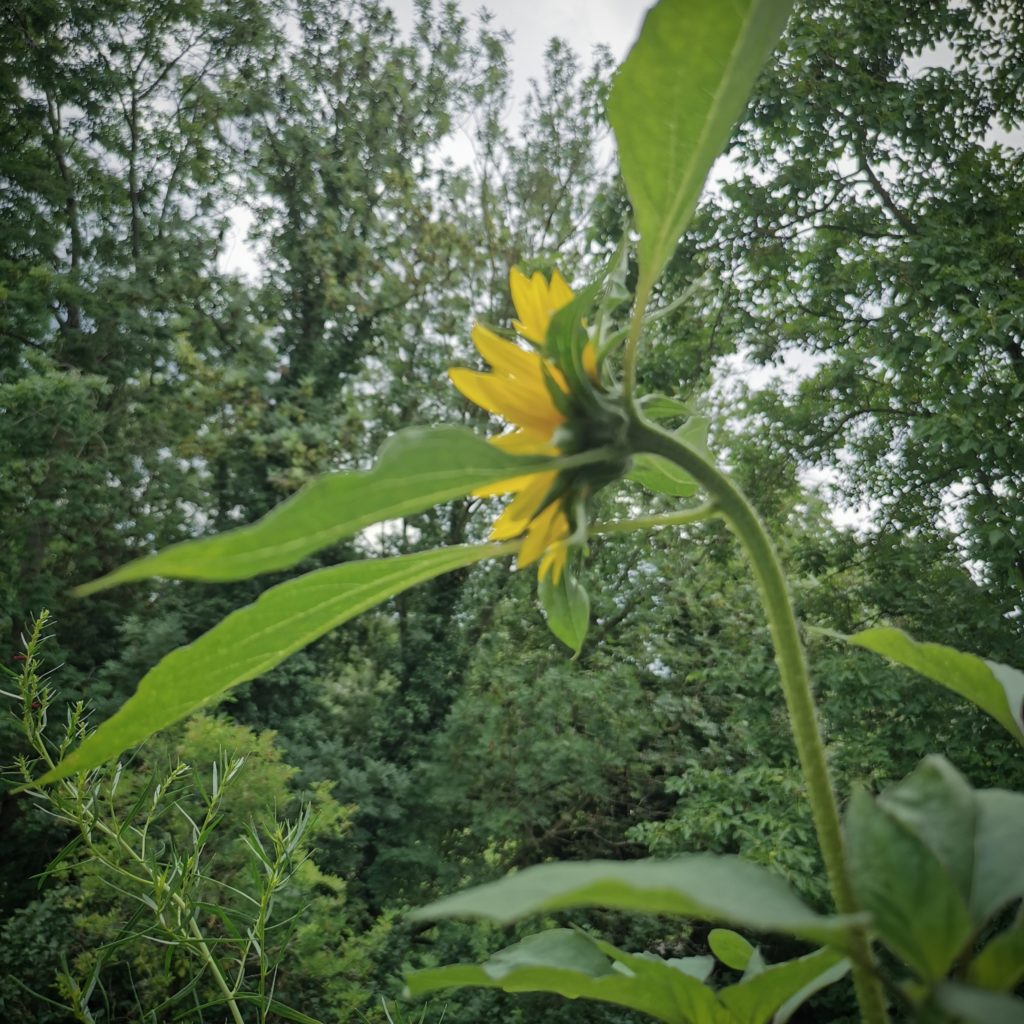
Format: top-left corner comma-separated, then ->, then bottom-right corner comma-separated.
719,946 -> 848,1024
76,427 -> 554,594
411,855 -> 863,947
40,543 -> 512,783
846,627 -> 1024,744
628,416 -> 711,497
538,566 -> 590,655
607,0 -> 795,294
405,928 -> 724,1024
845,787 -> 973,982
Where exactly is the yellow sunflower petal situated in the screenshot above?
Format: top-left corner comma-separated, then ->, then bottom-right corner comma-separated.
471,324 -> 568,393
509,267 -> 547,345
548,270 -> 574,310
489,430 -> 558,455
582,339 -> 599,382
449,368 -> 564,436
517,499 -> 570,569
472,431 -> 560,497
489,472 -> 557,540
510,267 -> 575,347
538,540 -> 569,583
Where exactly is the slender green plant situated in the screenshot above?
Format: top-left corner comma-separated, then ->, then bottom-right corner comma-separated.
25,1 -> 1024,1022
3,613 -> 328,1024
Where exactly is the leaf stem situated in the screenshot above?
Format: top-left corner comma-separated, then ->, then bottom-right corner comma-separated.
621,282 -> 653,401
627,415 -> 888,1024
590,502 -> 719,537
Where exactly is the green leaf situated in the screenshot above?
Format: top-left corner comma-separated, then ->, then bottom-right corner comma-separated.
708,929 -> 755,971
405,929 -> 725,1024
770,957 -> 851,1024
538,567 -> 590,655
970,789 -> 1024,925
967,920 -> 1024,992
628,416 -> 710,498
76,426 -> 553,594
719,946 -> 848,1024
932,982 -> 1024,1024
410,855 -> 864,947
607,0 -> 795,293
39,543 -> 511,783
846,627 -> 1024,744
845,787 -> 973,981
876,755 -> 976,904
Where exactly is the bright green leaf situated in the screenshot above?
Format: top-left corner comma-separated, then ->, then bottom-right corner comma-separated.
708,929 -> 754,971
410,855 -> 864,947
845,788 -> 973,981
76,427 -> 553,594
538,567 -> 590,655
719,946 -> 848,1024
847,627 -> 1024,744
406,929 -> 726,1024
876,755 -> 976,903
40,543 -> 512,783
771,957 -> 851,1024
607,0 -> 795,294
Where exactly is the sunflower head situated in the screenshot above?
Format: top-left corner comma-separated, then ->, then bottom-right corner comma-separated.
449,266 -> 630,582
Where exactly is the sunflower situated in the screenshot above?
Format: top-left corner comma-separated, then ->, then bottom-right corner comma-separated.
450,267 -> 597,583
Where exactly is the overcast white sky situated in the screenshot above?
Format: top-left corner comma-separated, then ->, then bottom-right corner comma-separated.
390,0 -> 647,83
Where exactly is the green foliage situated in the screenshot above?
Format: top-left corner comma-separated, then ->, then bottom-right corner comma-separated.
77,428 -> 557,593
538,565 -> 591,656
845,757 -> 1024,1018
41,543 -> 513,783
606,0 -> 795,295
2,616 -> 382,1023
845,627 -> 1024,744
411,857 -> 861,947
4,1 -> 1023,1023
408,927 -> 847,1024
690,0 -> 1024,613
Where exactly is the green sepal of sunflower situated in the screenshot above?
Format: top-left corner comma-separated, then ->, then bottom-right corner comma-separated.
547,286 -> 606,410
541,362 -> 574,418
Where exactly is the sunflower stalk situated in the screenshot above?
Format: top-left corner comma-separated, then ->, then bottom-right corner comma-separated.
626,413 -> 889,1024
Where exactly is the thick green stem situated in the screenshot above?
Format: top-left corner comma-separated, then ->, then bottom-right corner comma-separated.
628,416 -> 889,1024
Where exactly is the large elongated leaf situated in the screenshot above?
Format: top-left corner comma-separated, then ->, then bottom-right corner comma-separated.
77,427 -> 552,594
40,543 -> 512,783
411,855 -> 863,947
607,0 -> 794,293
407,929 -> 725,1024
847,627 -> 1024,744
